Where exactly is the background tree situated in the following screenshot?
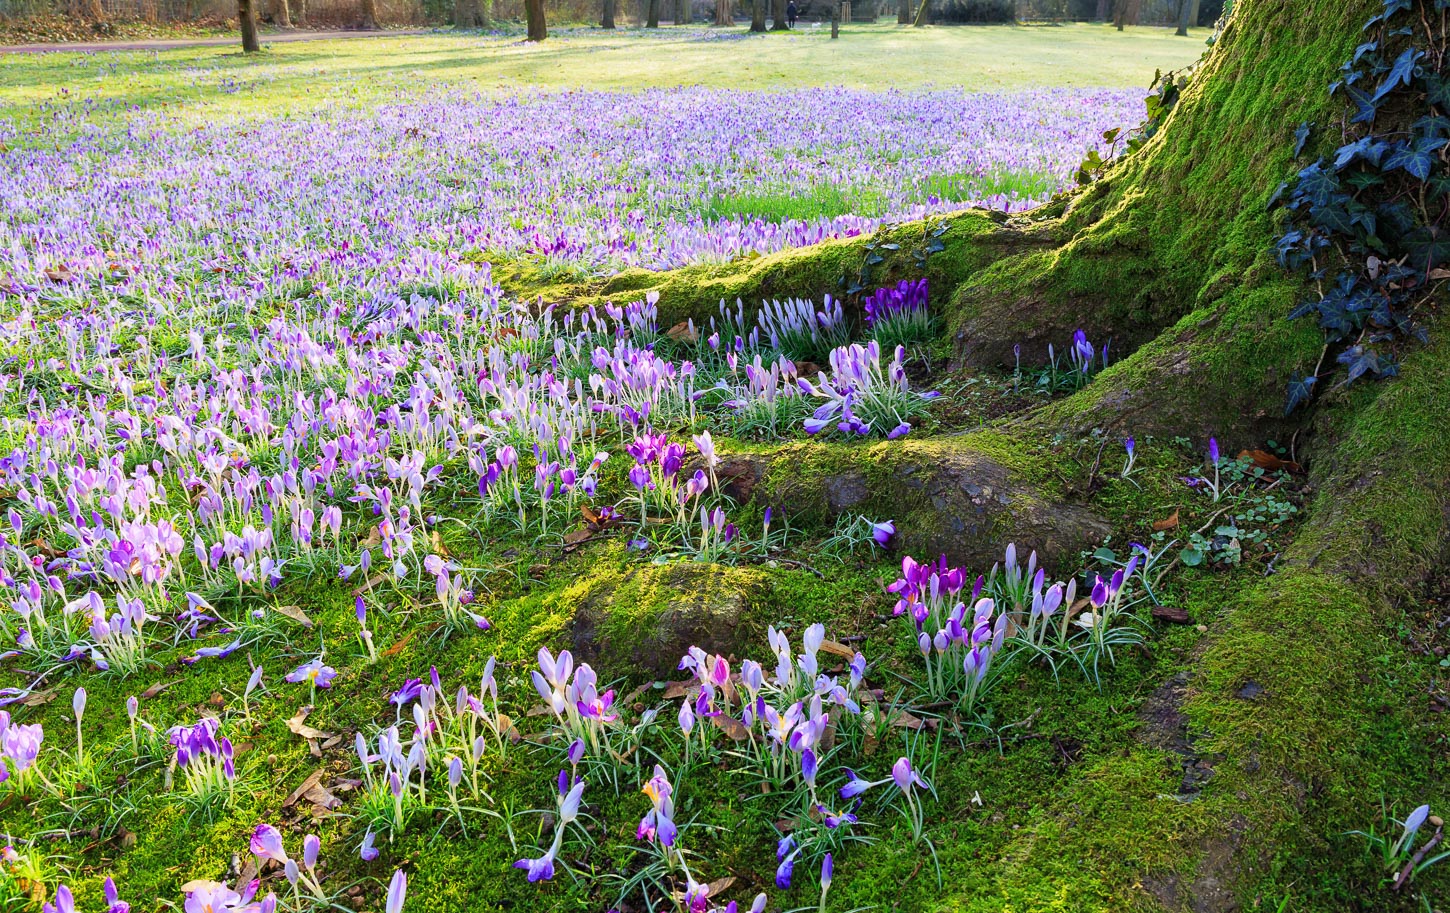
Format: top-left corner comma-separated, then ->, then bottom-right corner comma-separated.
749,0 -> 765,29
273,0 -> 292,28
647,0 -> 659,26
602,0 -> 616,28
897,0 -> 910,23
1174,0 -> 1199,34
456,0 -> 477,28
714,0 -> 731,25
771,0 -> 787,28
676,0 -> 689,24
525,0 -> 547,37
293,0 -> 307,26
1113,0 -> 1140,29
238,0 -> 260,50
359,0 -> 379,28
911,0 -> 928,25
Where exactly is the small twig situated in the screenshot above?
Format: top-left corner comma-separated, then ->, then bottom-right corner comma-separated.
1394,824 -> 1443,891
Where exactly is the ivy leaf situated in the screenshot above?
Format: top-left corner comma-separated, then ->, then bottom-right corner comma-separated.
1294,161 -> 1340,207
1373,48 -> 1422,104
1426,74 -> 1450,109
1365,0 -> 1413,31
1284,372 -> 1317,415
1311,201 -> 1357,236
1402,226 -> 1450,275
1411,114 -> 1450,140
1384,136 -> 1449,181
1293,121 -> 1312,158
1343,83 -> 1381,125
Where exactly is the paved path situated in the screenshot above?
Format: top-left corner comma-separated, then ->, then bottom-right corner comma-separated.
0,27 -> 431,54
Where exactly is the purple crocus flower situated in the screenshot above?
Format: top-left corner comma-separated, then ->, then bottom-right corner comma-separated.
386,870 -> 407,913
286,658 -> 337,689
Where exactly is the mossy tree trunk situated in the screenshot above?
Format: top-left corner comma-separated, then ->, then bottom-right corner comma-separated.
749,0 -> 765,30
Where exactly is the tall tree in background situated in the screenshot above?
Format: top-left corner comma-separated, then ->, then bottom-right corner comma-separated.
1113,0 -> 1141,29
749,0 -> 765,29
273,0 -> 292,28
238,0 -> 260,50
602,0 -> 616,28
912,0 -> 928,25
897,0 -> 910,23
359,0 -> 379,28
1175,0 -> 1200,34
677,0 -> 689,25
714,0 -> 730,25
771,0 -> 787,29
647,0 -> 660,26
456,0 -> 477,28
293,0 -> 307,27
525,0 -> 547,37
1094,0 -> 1108,19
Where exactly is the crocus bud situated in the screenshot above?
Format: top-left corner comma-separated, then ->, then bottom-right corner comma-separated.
73,687 -> 86,722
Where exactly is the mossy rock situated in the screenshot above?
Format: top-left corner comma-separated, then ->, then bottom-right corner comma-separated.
568,560 -> 772,678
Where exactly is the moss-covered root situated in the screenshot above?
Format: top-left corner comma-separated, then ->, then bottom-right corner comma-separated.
494,209 -> 1044,328
719,431 -> 1109,569
970,332 -> 1450,913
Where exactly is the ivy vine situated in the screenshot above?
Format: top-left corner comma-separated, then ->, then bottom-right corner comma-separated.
1272,0 -> 1449,413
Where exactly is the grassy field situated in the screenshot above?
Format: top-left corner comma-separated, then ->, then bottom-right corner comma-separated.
0,23 -> 1203,126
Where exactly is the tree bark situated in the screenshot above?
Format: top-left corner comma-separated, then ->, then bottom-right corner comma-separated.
525,0 -> 548,37
749,0 -> 765,30
293,0 -> 307,27
274,0 -> 292,28
771,0 -> 787,29
359,0 -> 379,29
456,0 -> 477,27
1093,0 -> 1107,20
676,0 -> 689,25
238,0 -> 260,50
602,0 -> 616,27
1174,0 -> 1191,34
897,0 -> 910,23
911,0 -> 928,25
714,0 -> 731,25
830,0 -> 839,36
647,0 -> 659,26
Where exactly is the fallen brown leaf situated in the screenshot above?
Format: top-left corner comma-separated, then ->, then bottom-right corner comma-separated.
272,604 -> 313,629
1151,508 -> 1180,532
1237,449 -> 1302,474
141,680 -> 176,699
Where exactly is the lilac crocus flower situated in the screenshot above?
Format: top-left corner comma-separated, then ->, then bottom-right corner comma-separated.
360,829 -> 379,861
386,870 -> 407,913
251,823 -> 290,863
286,658 -> 337,689
871,520 -> 895,547
42,885 -> 74,913
638,765 -> 679,847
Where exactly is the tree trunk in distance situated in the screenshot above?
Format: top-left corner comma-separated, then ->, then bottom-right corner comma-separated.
359,0 -> 379,29
897,0 -> 910,23
293,0 -> 307,26
715,0 -> 731,25
1113,0 -> 1124,28
677,0 -> 689,25
1094,0 -> 1107,20
912,0 -> 927,25
831,0 -> 838,36
771,0 -> 787,29
647,0 -> 659,26
602,0 -> 615,27
238,0 -> 260,50
525,0 -> 548,37
1175,0 -> 1190,34
456,0 -> 477,28
275,0 -> 292,28
749,0 -> 765,30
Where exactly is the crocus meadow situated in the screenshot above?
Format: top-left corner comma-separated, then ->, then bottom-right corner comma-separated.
0,69 -> 1162,913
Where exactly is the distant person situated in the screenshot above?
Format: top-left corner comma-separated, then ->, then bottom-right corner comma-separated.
786,0 -> 798,27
